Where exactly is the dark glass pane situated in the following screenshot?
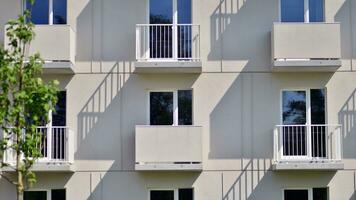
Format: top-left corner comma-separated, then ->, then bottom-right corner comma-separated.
52,91 -> 66,126
311,89 -> 326,158
24,191 -> 47,200
313,188 -> 328,200
311,89 -> 325,125
283,91 -> 306,125
284,190 -> 309,200
150,0 -> 172,24
281,0 -> 304,22
178,0 -> 191,24
309,0 -> 324,22
179,189 -> 193,200
178,0 -> 192,59
52,189 -> 66,200
178,90 -> 192,125
53,0 -> 67,24
150,92 -> 173,125
150,190 -> 174,200
26,0 -> 49,24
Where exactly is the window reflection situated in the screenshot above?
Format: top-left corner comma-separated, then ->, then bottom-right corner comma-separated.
281,0 -> 304,22
26,0 -> 49,24
282,91 -> 306,125
53,0 -> 67,24
309,0 -> 324,22
26,0 -> 67,24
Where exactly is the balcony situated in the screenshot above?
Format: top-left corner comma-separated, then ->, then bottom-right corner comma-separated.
4,25 -> 75,74
135,125 -> 202,171
2,126 -> 75,172
271,23 -> 341,72
135,24 -> 201,73
273,124 -> 344,171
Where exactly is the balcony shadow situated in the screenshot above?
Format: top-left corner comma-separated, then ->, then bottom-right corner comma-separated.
338,89 -> 356,159
334,0 -> 355,69
76,62 -> 137,168
221,160 -> 335,199
208,0 -> 277,70
209,73 -> 275,163
86,170 -> 200,200
0,172 -> 73,200
75,0 -> 146,73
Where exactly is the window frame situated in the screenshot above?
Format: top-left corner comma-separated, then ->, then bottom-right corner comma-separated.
279,88 -> 327,125
278,0 -> 325,22
147,89 -> 193,126
23,0 -> 67,25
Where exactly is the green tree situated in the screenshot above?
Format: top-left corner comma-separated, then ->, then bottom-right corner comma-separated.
0,1 -> 59,200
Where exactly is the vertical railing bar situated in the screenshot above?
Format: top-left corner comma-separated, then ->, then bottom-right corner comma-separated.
292,126 -> 295,157
160,26 -> 162,58
164,25 -> 166,58
296,126 -> 298,156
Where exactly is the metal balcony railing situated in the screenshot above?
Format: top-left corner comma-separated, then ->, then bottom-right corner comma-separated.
136,24 -> 200,61
273,124 -> 343,163
3,126 -> 73,164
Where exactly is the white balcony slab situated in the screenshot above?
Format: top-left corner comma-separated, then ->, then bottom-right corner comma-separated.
271,23 -> 341,71
135,125 -> 202,171
134,61 -> 202,73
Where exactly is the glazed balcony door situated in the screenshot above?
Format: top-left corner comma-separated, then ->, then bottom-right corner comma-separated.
149,0 -> 192,60
281,89 -> 327,160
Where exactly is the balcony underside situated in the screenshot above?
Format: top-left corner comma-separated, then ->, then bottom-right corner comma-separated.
272,59 -> 341,72
42,61 -> 75,74
1,162 -> 75,172
135,162 -> 202,171
134,61 -> 202,73
272,161 -> 344,171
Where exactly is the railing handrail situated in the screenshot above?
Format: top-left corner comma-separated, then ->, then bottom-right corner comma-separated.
274,124 -> 343,162
36,126 -> 70,129
136,23 -> 200,61
276,124 -> 341,127
136,23 -> 200,26
2,126 -> 72,163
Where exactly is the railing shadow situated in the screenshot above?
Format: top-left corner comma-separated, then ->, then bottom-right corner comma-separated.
76,62 -> 133,164
208,0 -> 277,70
338,88 -> 356,159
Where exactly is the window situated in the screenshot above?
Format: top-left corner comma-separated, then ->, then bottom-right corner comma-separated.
282,89 -> 325,126
25,0 -> 67,25
284,188 -> 327,200
281,0 -> 324,22
149,0 -> 192,59
24,189 -> 66,200
149,90 -> 193,125
281,89 -> 326,158
150,189 -> 193,200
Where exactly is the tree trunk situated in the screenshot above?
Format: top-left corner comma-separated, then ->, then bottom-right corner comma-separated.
17,151 -> 24,200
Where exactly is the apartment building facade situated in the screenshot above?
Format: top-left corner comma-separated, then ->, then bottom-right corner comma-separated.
0,0 -> 355,199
